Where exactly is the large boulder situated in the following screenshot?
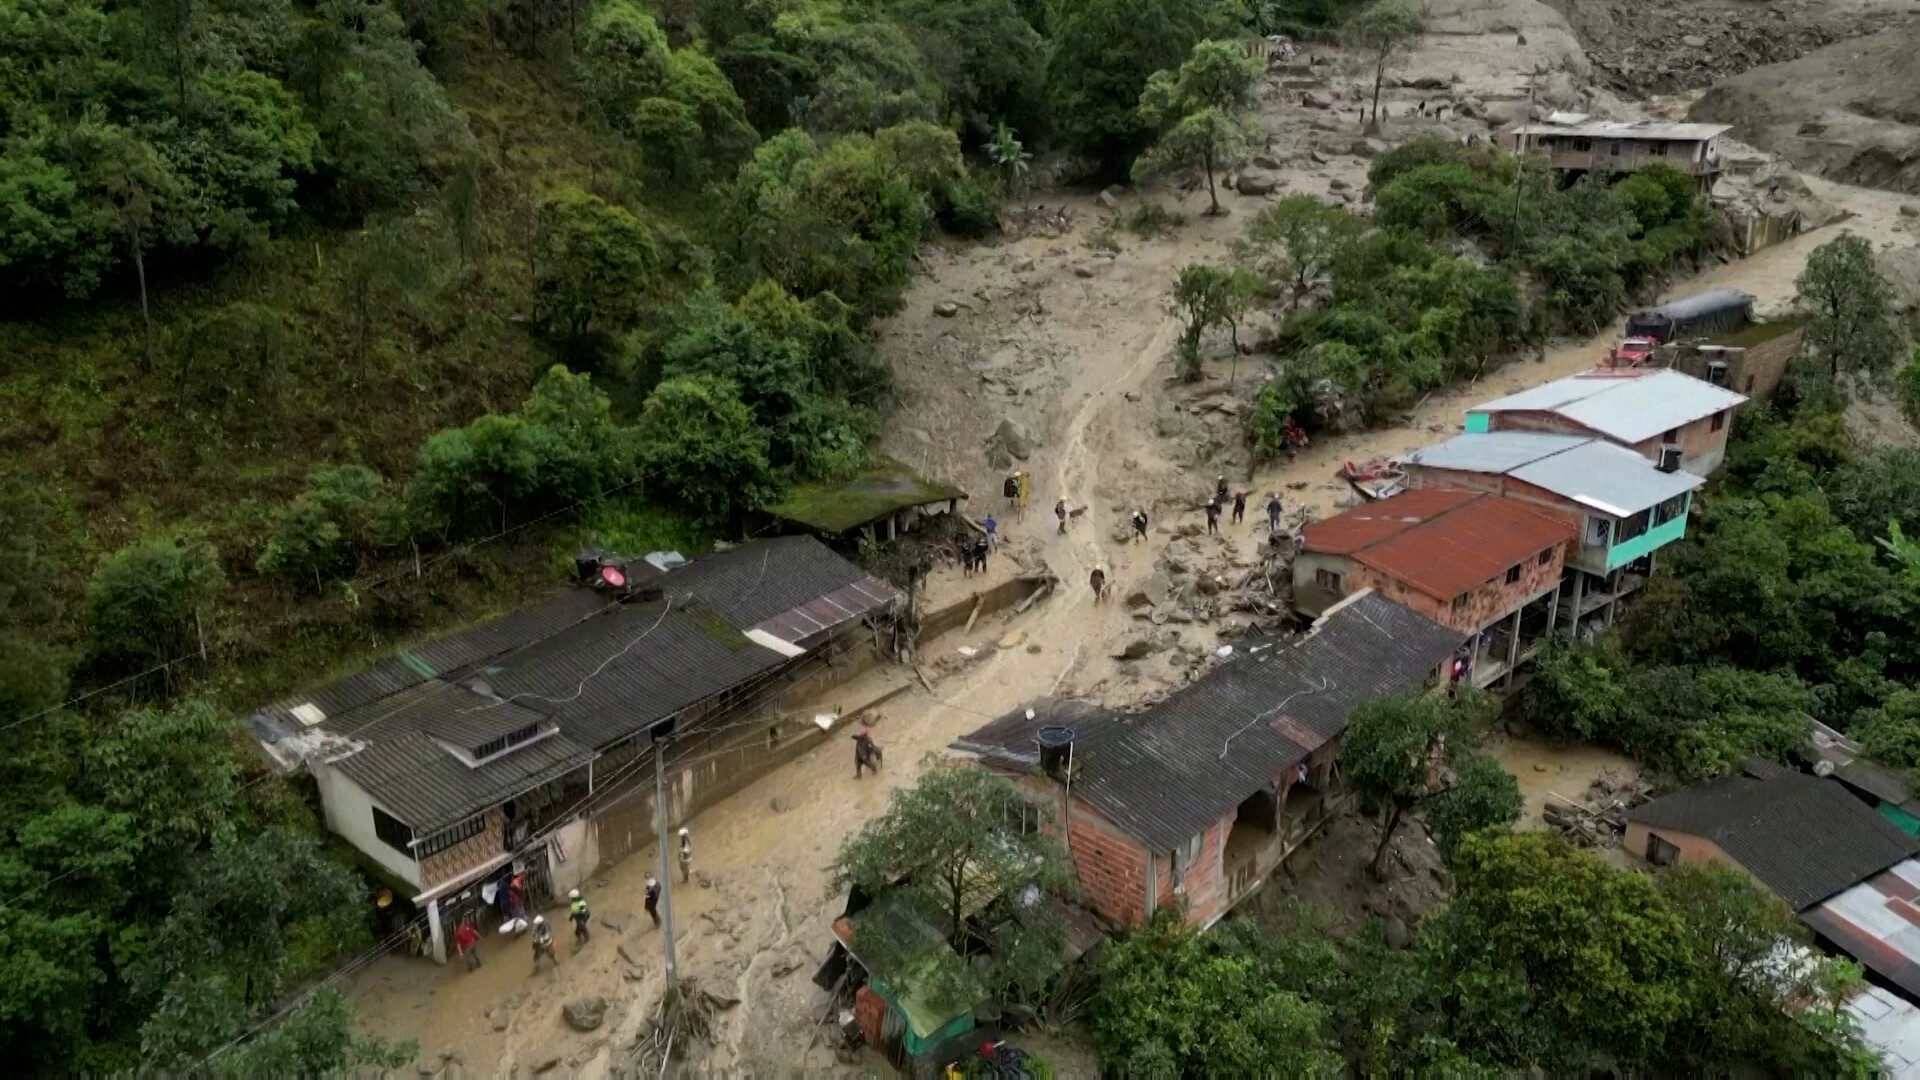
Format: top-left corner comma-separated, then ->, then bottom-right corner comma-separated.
562,996 -> 608,1032
1236,171 -> 1281,196
992,417 -> 1036,461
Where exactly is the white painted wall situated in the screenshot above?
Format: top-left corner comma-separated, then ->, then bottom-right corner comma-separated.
546,817 -> 600,898
313,763 -> 422,890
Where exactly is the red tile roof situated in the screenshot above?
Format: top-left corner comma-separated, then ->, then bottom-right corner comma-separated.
1353,494 -> 1573,600
1298,488 -> 1479,555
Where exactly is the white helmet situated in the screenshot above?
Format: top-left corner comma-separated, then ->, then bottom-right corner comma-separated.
533,914 -> 546,925
568,888 -> 580,900
679,827 -> 689,837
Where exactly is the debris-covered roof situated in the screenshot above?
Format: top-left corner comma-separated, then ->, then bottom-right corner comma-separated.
769,455 -> 966,534
1630,769 -> 1920,911
952,592 -> 1463,853
1298,488 -> 1477,555
1469,369 -> 1748,445
1510,120 -> 1732,141
1348,494 -> 1574,601
1803,859 -> 1920,1007
326,680 -> 593,834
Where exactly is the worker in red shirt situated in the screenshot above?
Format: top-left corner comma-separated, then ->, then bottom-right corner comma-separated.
453,921 -> 481,972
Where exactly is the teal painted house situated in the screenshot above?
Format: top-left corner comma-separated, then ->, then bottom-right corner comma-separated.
1395,432 -> 1705,637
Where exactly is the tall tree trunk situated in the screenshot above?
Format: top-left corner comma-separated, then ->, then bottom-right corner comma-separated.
133,235 -> 153,372
950,863 -> 966,949
1204,144 -> 1219,216
1370,802 -> 1404,880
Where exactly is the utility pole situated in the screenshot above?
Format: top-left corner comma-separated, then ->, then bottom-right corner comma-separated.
650,722 -> 677,989
1509,67 -> 1538,257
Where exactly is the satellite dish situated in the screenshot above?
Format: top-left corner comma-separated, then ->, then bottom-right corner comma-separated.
600,565 -> 626,588
1813,760 -> 1836,778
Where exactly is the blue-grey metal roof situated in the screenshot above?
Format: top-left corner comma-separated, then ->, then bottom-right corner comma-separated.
660,535 -> 873,629
1396,432 -> 1591,474
326,680 -> 594,833
1640,287 -> 1753,322
1507,439 -> 1705,517
1468,369 -> 1747,445
952,592 -> 1464,853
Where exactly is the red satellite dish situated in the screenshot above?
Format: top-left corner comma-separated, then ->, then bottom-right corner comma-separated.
600,566 -> 626,588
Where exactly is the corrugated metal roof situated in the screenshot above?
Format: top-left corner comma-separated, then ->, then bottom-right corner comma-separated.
326,680 -> 594,833
1507,439 -> 1704,516
476,600 -> 789,749
1630,771 -> 1920,911
1511,121 -> 1730,140
1469,369 -> 1747,445
1553,370 -> 1749,445
1299,488 -> 1477,556
1804,859 -> 1920,1006
952,593 -> 1463,852
661,535 -> 874,629
751,575 -> 899,646
1351,496 -> 1574,601
1396,432 -> 1591,474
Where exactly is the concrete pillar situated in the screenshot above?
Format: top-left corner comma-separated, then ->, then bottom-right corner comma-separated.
1545,584 -> 1560,639
427,897 -> 447,965
1503,607 -> 1523,687
1567,572 -> 1586,633
1144,851 -> 1156,921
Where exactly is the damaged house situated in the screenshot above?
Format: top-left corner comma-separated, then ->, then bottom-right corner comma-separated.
250,536 -> 899,963
950,591 -> 1462,929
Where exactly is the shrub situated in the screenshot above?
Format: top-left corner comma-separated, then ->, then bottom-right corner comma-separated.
86,538 -> 226,672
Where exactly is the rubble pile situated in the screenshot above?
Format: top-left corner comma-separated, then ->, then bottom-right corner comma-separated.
1568,0 -> 1912,96
1542,767 -> 1650,847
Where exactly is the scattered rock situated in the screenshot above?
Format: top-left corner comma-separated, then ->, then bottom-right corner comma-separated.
999,629 -> 1026,649
563,995 -> 608,1032
1013,256 -> 1036,272
1072,264 -> 1095,278
933,301 -> 959,318
1328,177 -> 1349,191
769,796 -> 789,812
1408,75 -> 1447,90
770,950 -> 806,979
1235,171 -> 1281,196
1349,139 -> 1387,159
1098,188 -> 1122,210
617,942 -> 643,965
992,417 -> 1036,460
1026,643 -> 1042,654
1533,763 -> 1548,773
1252,152 -> 1283,170
1903,205 -> 1920,218
531,1052 -> 563,1074
419,1061 -> 443,1077
903,426 -> 931,445
599,914 -> 627,933
491,1009 -> 510,1032
1114,636 -> 1164,661
1680,33 -> 1707,48
1304,92 -> 1334,110
1308,148 -> 1329,165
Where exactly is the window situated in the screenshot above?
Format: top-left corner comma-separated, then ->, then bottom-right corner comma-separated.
1663,428 -> 1679,443
1451,593 -> 1470,615
1609,140 -> 1621,157
415,813 -> 486,858
1537,547 -> 1553,566
1651,494 -> 1688,527
1571,138 -> 1592,152
1616,508 -> 1651,543
1184,831 -> 1204,867
1586,516 -> 1612,546
472,723 -> 542,762
1711,410 -> 1727,432
373,806 -> 414,857
1649,142 -> 1667,156
1646,831 -> 1681,867
1314,568 -> 1343,593
1504,565 -> 1522,585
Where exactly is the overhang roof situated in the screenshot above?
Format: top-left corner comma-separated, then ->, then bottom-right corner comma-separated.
1400,433 -> 1704,517
1349,495 -> 1574,601
1299,488 -> 1477,555
1469,369 -> 1748,446
1510,121 -> 1731,141
769,456 -> 966,534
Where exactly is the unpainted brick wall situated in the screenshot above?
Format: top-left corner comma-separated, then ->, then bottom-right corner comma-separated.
1347,542 -> 1565,634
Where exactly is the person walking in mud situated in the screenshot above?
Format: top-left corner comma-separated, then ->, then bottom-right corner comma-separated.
1131,508 -> 1149,543
644,876 -> 661,929
1205,497 -> 1221,536
529,915 -> 557,973
853,726 -> 883,778
1215,475 -> 1230,506
568,888 -> 590,947
1055,497 -> 1069,534
1231,490 -> 1247,526
678,827 -> 693,884
1266,492 -> 1283,534
1090,565 -> 1107,603
454,920 -> 481,972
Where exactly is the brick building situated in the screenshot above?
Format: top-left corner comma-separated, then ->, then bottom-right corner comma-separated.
251,536 -> 900,963
1396,432 -> 1705,639
1464,367 -> 1746,476
1294,489 -> 1574,690
950,592 -> 1462,929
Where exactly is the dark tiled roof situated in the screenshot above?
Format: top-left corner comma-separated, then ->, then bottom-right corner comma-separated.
475,600 -> 789,748
953,592 -> 1464,853
1300,488 -> 1477,555
1630,771 -> 1920,910
327,680 -> 593,833
660,535 -> 873,629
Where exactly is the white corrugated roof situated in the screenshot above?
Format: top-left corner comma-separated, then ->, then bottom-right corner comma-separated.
1470,369 -> 1747,445
1508,439 -> 1703,514
1511,121 -> 1731,141
1394,431 -> 1591,474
